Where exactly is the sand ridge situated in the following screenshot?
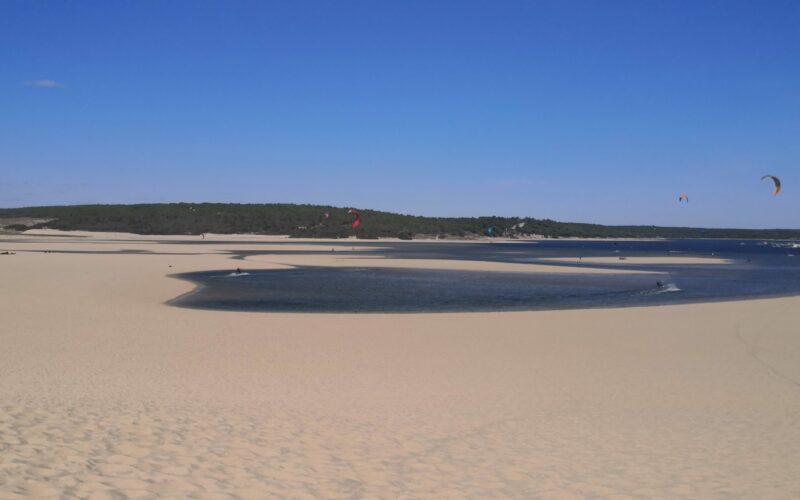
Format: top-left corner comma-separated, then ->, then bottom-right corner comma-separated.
537,256 -> 732,265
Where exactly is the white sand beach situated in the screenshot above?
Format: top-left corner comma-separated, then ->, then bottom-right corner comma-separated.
1,232 -> 799,498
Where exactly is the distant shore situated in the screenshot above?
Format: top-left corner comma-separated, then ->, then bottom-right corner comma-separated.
5,227 -> 800,243
3,202 -> 799,240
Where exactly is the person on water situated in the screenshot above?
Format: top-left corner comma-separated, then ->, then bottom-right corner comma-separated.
236,267 -> 242,274
656,281 -> 665,288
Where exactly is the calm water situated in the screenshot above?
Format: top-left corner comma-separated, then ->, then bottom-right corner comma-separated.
171,239 -> 800,313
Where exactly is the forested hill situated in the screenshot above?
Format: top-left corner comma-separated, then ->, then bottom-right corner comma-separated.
1,203 -> 799,240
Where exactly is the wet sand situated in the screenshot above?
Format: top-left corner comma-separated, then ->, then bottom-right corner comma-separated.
1,231 -> 799,498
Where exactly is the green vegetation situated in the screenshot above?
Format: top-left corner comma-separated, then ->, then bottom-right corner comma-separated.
1,203 -> 799,240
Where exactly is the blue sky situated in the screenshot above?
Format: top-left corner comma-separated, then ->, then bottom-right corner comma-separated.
2,0 -> 798,228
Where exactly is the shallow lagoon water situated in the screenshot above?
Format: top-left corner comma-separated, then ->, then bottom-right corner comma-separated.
171,239 -> 800,313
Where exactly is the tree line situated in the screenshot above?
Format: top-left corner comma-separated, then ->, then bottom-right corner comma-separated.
1,203 -> 799,240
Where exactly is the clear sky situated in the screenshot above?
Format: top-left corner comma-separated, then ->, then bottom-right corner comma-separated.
2,0 -> 798,228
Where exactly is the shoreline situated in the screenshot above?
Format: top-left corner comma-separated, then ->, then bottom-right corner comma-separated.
6,228 -> 800,243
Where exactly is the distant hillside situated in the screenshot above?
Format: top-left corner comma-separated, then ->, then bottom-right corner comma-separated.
1,203 -> 799,240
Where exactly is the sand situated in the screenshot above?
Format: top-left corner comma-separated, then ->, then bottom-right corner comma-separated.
1,231 -> 799,499
537,256 -> 732,265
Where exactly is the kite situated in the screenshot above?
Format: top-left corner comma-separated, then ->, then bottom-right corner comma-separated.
348,208 -> 361,229
761,175 -> 781,196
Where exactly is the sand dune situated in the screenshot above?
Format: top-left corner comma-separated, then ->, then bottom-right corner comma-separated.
1,232 -> 799,498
